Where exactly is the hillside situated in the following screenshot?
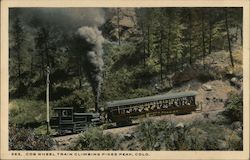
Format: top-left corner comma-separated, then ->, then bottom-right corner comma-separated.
52,47 -> 243,150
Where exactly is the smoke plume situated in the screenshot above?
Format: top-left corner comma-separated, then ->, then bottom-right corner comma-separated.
77,27 -> 105,112
10,8 -> 105,32
10,8 -> 106,112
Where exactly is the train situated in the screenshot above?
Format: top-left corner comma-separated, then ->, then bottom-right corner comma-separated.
50,91 -> 198,134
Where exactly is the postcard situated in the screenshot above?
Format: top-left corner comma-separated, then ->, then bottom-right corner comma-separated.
1,0 -> 249,159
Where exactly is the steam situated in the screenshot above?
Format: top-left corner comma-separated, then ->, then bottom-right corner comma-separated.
77,27 -> 105,112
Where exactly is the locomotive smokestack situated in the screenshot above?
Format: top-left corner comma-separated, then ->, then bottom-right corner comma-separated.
77,26 -> 104,113
95,96 -> 99,113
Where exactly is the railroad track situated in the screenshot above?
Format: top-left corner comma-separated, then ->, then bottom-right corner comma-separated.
52,108 -> 224,141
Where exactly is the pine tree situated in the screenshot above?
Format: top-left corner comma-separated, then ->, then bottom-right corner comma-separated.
10,15 -> 25,97
224,8 -> 234,68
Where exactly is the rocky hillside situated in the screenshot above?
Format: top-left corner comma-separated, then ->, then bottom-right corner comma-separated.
53,47 -> 243,150
102,8 -> 139,42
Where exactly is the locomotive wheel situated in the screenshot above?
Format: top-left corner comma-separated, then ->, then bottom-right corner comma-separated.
116,118 -> 132,127
174,110 -> 192,115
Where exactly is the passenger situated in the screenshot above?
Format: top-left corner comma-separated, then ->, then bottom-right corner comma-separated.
174,101 -> 178,107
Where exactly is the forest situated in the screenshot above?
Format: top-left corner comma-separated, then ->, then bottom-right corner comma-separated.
9,7 -> 243,150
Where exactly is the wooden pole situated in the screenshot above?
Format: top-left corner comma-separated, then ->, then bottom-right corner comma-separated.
46,66 -> 50,134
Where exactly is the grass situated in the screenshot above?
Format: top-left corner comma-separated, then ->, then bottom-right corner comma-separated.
9,99 -> 47,126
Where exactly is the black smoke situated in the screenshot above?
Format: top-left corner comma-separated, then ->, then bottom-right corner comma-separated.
10,8 -> 107,112
76,27 -> 105,112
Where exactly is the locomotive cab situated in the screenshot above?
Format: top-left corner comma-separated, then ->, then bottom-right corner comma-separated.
50,107 -> 100,134
50,107 -> 73,128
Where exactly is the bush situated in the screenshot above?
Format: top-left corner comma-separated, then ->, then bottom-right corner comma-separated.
128,88 -> 154,99
69,127 -> 116,150
9,125 -> 54,150
34,125 -> 56,135
136,118 -> 243,151
137,120 -> 191,150
9,99 -> 46,126
53,89 -> 94,112
137,120 -> 159,150
184,128 -> 206,150
227,131 -> 242,150
223,92 -> 243,122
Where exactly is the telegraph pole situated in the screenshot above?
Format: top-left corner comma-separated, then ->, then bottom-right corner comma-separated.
46,66 -> 50,134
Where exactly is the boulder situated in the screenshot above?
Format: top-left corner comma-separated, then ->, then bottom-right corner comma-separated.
202,112 -> 209,118
202,84 -> 212,91
172,67 -> 197,85
230,77 -> 238,85
218,140 -> 228,150
230,77 -> 241,88
231,121 -> 242,130
231,77 -> 237,82
213,97 -> 217,102
176,122 -> 184,129
123,133 -> 134,140
154,142 -> 161,150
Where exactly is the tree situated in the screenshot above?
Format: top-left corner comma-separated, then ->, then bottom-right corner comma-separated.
135,8 -> 148,67
201,10 -> 206,68
116,8 -> 121,46
68,35 -> 86,88
10,15 -> 25,96
166,9 -> 182,73
188,9 -> 193,65
153,8 -> 166,83
224,8 -> 234,68
207,9 -> 214,55
34,26 -> 59,79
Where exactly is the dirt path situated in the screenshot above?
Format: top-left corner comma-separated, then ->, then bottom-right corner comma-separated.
52,107 -> 224,150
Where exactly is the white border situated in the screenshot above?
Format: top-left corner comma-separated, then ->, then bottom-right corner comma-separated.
1,0 -> 249,160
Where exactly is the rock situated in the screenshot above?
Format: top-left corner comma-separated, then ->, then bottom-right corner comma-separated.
202,112 -> 209,118
176,122 -> 184,129
173,67 -> 197,85
154,84 -> 161,90
202,84 -> 212,91
206,97 -> 210,100
230,77 -> 238,84
123,133 -> 134,140
231,121 -> 242,130
218,140 -> 228,150
230,77 -> 241,88
228,70 -> 234,75
213,97 -> 217,102
154,142 -> 161,150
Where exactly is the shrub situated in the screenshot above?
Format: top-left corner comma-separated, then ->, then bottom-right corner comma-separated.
9,125 -> 54,150
184,128 -> 207,150
128,88 -> 154,99
34,125 -> 56,135
137,120 -> 158,150
9,99 -> 46,126
53,89 -> 94,112
223,92 -> 243,122
136,118 -> 242,151
69,127 -> 116,150
227,131 -> 242,150
137,120 -> 192,150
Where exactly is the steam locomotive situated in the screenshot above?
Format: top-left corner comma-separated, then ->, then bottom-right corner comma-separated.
50,91 -> 198,133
